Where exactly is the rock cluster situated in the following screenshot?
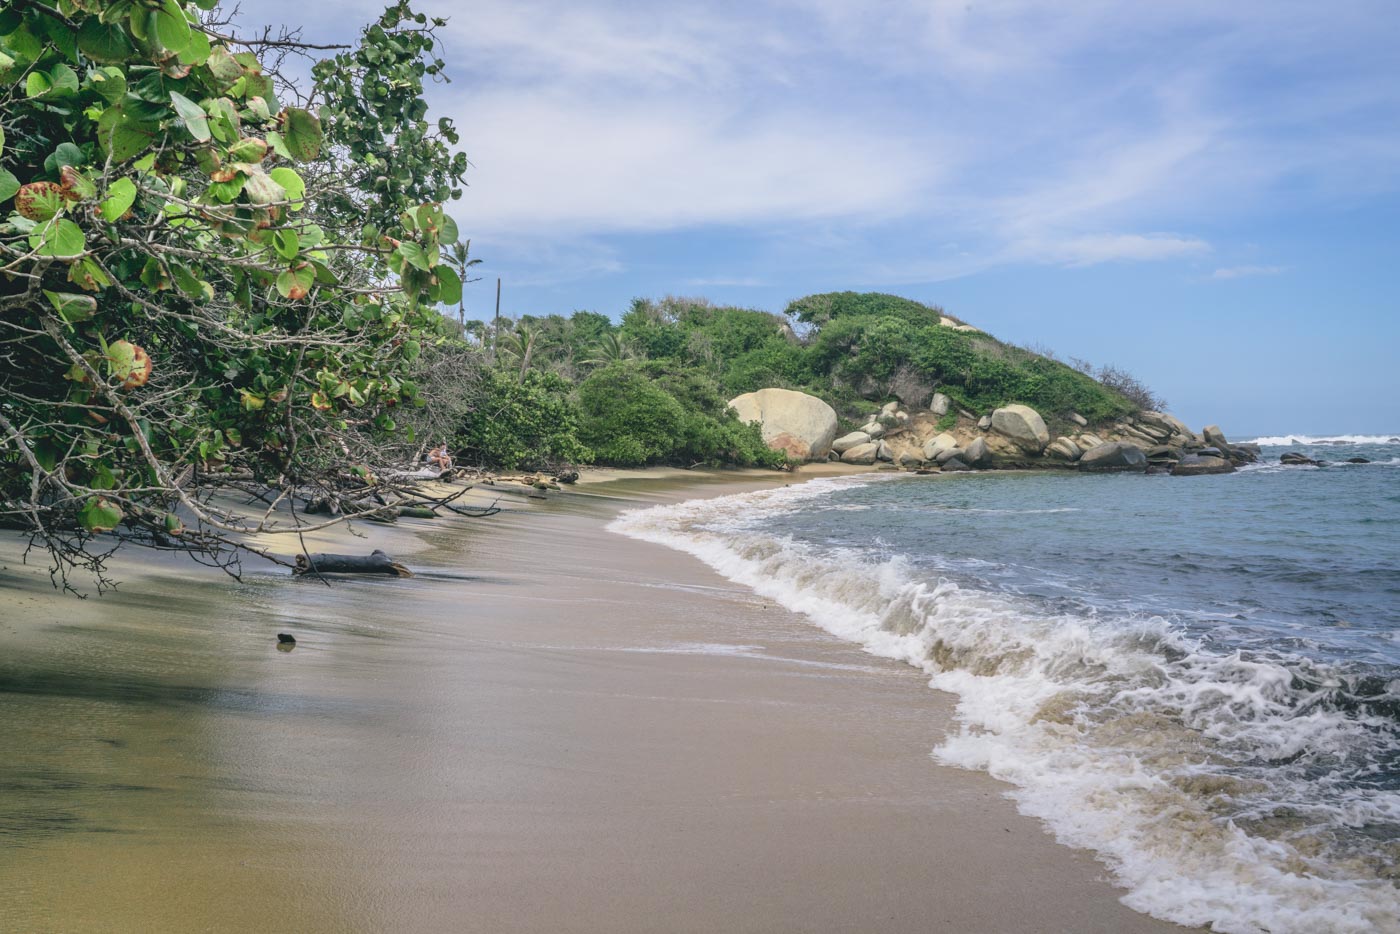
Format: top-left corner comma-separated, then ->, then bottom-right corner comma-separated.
796,397 -> 1261,478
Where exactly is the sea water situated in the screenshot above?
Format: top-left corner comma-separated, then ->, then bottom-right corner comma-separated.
612,435 -> 1400,934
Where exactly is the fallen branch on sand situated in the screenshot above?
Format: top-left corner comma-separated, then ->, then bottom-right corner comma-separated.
293,549 -> 414,578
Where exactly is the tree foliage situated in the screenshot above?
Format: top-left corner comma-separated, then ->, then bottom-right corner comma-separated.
0,0 -> 466,587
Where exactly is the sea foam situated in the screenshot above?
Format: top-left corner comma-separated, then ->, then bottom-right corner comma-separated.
1247,433 -> 1400,446
610,478 -> 1400,934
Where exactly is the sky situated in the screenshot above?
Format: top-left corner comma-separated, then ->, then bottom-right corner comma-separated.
234,0 -> 1400,435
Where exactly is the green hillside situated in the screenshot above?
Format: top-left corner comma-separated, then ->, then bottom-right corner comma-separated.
443,292 -> 1153,469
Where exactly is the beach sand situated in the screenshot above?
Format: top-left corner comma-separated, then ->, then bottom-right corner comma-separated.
0,469 -> 1185,933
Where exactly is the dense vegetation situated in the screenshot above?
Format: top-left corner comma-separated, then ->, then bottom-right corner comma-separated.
0,1 -> 1152,588
0,0 -> 467,584
443,292 -> 1145,470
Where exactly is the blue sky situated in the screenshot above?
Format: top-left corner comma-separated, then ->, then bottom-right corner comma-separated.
237,0 -> 1400,435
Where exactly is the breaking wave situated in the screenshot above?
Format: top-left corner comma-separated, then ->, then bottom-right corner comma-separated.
611,478 -> 1400,934
1247,433 -> 1400,446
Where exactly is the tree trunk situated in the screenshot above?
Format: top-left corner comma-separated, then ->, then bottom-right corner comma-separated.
293,549 -> 413,577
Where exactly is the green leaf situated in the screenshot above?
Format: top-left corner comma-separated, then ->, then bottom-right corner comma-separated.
273,228 -> 299,260
25,71 -> 50,98
100,177 -> 137,222
439,214 -> 459,245
179,27 -> 211,66
275,264 -> 314,299
43,290 -> 97,323
97,108 -> 156,162
29,219 -> 86,259
206,45 -> 243,86
265,130 -> 294,161
397,241 -> 431,271
50,142 -> 85,170
267,166 -> 304,210
47,63 -> 79,96
242,168 -> 286,205
78,497 -> 124,533
77,17 -> 135,63
431,264 -> 462,305
0,169 -> 17,204
169,91 -> 210,141
280,107 -> 323,161
152,0 -> 193,55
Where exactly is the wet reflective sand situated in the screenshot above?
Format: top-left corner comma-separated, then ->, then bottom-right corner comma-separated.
1,473 -> 1184,933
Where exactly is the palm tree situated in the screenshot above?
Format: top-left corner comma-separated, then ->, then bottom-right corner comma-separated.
448,239 -> 483,337
579,332 -> 635,368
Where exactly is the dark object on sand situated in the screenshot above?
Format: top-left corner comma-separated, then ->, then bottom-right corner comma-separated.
277,633 -> 296,645
293,549 -> 414,578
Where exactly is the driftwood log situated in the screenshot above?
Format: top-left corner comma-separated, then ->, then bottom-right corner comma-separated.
294,549 -> 414,578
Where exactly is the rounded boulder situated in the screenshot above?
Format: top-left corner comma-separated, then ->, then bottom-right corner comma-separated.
729,388 -> 839,461
990,405 -> 1050,452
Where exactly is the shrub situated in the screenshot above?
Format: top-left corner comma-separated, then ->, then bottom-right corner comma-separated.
457,370 -> 593,470
577,363 -> 687,465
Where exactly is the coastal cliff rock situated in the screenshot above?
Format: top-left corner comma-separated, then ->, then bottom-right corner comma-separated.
841,442 -> 880,465
963,437 -> 992,468
1078,442 -> 1148,472
991,405 -> 1050,453
729,388 -> 839,461
922,432 -> 958,460
832,431 -> 872,454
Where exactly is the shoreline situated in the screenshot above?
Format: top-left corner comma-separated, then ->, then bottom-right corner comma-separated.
0,467 -> 1184,933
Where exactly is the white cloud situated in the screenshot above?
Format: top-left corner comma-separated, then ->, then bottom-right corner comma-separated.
1210,265 -> 1285,280
226,0 -> 1400,286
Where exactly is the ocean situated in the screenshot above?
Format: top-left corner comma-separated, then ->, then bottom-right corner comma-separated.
613,434 -> 1400,934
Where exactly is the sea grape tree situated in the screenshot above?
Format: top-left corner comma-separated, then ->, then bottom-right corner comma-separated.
0,0 -> 468,588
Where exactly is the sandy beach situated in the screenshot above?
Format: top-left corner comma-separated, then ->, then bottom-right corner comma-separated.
0,468 -> 1185,933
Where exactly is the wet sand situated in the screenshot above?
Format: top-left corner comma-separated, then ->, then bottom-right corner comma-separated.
0,469 -> 1185,933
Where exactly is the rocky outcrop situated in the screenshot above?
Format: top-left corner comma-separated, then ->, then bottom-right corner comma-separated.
1046,437 -> 1081,460
962,437 -> 992,468
1078,442 -> 1147,473
832,431 -> 871,454
934,447 -> 964,465
1172,455 -> 1235,476
930,393 -> 950,416
729,388 -> 839,461
922,432 -> 958,461
991,405 -> 1049,453
1280,452 -> 1322,467
939,457 -> 972,471
840,442 -> 880,465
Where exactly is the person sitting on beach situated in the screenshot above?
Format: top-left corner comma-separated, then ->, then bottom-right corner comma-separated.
426,443 -> 453,471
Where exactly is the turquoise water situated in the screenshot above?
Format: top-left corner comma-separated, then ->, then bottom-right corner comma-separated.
615,434 -> 1400,933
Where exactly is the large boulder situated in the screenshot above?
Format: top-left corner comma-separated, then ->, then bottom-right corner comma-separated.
729,389 -> 839,461
990,405 -> 1050,453
1046,438 -> 1082,460
1202,425 -> 1230,450
934,447 -> 964,465
840,442 -> 880,465
922,432 -> 958,460
963,436 -> 992,468
859,421 -> 886,439
832,431 -> 872,454
930,393 -> 951,416
876,440 -> 894,462
1078,442 -> 1147,473
1138,411 -> 1191,439
1172,455 -> 1235,476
